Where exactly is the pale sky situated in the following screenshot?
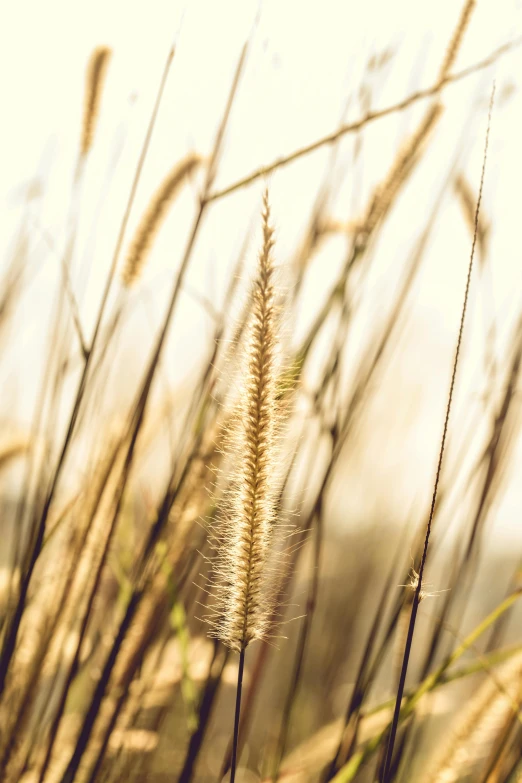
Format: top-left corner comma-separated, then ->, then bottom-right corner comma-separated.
1,0 -> 522,550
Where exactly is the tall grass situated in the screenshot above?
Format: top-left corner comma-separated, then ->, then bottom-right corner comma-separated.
1,3 -> 522,783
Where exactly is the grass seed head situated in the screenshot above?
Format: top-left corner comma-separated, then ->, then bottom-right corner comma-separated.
207,190 -> 287,652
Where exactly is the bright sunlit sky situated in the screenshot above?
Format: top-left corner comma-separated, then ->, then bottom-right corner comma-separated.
1,0 -> 522,546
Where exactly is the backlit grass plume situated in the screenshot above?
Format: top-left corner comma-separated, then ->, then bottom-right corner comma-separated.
206,189 -> 287,783
121,153 -> 201,287
209,189 -> 283,654
81,46 -> 112,157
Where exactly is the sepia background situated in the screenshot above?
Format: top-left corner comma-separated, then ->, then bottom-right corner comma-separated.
1,1 -> 522,781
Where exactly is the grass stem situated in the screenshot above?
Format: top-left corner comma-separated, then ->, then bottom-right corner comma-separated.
231,649 -> 246,783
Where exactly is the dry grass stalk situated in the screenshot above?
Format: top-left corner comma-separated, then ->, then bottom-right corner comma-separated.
208,190 -> 285,653
0,438 -> 126,780
43,423 -> 221,781
121,153 -> 202,287
81,46 -> 112,157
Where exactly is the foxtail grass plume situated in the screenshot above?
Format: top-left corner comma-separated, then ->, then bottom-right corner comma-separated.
209,190 -> 284,653
81,46 -> 112,157
121,153 -> 202,287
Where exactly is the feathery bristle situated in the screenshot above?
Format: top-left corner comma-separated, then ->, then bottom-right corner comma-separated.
121,153 -> 202,287
81,46 -> 112,157
208,191 -> 284,652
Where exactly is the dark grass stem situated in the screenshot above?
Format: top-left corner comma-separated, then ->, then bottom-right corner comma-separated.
382,82 -> 495,782
230,649 -> 246,783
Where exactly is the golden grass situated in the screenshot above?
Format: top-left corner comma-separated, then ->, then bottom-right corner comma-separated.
1,14 -> 521,783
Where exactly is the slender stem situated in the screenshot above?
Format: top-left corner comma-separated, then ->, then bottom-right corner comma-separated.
231,649 -> 246,783
382,83 -> 495,783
